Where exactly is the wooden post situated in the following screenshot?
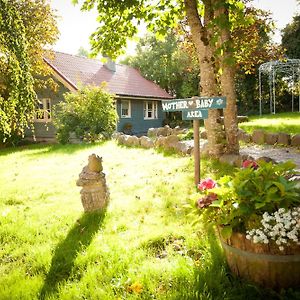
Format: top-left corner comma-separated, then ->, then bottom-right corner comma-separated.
193,120 -> 200,185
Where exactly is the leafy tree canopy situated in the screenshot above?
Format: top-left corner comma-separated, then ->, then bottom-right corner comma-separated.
0,0 -> 58,143
282,15 -> 300,59
122,31 -> 199,98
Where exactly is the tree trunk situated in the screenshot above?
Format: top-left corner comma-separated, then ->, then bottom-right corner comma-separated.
184,0 -> 225,157
216,2 -> 239,154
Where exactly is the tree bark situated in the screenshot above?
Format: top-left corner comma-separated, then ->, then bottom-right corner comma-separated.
184,0 -> 225,157
216,3 -> 239,154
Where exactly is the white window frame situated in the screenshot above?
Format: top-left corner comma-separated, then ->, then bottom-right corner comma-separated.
121,100 -> 131,118
144,101 -> 158,120
35,98 -> 51,122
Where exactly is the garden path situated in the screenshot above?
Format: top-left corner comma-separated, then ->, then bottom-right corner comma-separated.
240,145 -> 300,171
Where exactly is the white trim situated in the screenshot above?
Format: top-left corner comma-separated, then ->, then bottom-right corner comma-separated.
120,99 -> 131,118
35,98 -> 52,122
144,101 -> 158,120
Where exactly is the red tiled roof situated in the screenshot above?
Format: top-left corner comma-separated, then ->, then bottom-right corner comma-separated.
45,51 -> 172,99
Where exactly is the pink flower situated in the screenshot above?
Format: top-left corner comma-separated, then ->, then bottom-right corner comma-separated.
242,160 -> 258,170
197,178 -> 216,191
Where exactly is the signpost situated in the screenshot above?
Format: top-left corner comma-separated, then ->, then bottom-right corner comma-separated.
162,96 -> 226,185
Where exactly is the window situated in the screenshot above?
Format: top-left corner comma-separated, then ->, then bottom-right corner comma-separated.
35,98 -> 51,122
144,101 -> 158,119
121,100 -> 131,118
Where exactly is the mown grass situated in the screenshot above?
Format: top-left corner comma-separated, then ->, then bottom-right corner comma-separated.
0,141 -> 299,299
239,112 -> 300,135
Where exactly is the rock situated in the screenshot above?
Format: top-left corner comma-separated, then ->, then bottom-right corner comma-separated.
239,132 -> 252,143
117,134 -> 126,145
200,141 -> 209,156
265,133 -> 279,145
171,126 -> 186,135
174,141 -> 193,155
147,128 -> 159,138
157,125 -> 172,137
277,133 -> 291,145
219,154 -> 243,167
140,136 -> 154,148
252,130 -> 265,144
112,132 -> 123,140
164,135 -> 180,150
154,136 -> 166,148
200,130 -> 207,139
291,134 -> 300,147
128,135 -> 140,147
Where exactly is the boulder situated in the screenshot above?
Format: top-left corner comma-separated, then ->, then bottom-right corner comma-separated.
291,134 -> 300,147
157,125 -> 172,137
140,136 -> 154,148
117,134 -> 126,145
164,135 -> 180,150
147,128 -> 159,138
265,133 -> 279,145
154,136 -> 166,147
219,154 -> 243,167
127,135 -> 140,147
171,126 -> 186,136
252,130 -> 265,144
277,133 -> 291,145
174,141 -> 193,155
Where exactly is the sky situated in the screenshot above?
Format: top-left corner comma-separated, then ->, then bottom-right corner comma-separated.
50,0 -> 300,57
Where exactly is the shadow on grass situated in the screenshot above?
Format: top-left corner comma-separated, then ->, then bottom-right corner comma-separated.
39,210 -> 106,299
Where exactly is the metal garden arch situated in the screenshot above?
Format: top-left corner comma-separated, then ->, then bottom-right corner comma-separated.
258,59 -> 300,115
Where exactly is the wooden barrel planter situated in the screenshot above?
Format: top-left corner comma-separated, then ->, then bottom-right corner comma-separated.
218,231 -> 300,289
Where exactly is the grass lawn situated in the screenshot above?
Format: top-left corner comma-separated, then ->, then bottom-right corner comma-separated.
239,112 -> 300,135
0,141 -> 299,299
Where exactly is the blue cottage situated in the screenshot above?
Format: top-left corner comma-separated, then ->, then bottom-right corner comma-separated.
31,51 -> 172,141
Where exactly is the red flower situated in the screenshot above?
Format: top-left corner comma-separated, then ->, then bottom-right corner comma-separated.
197,178 -> 216,191
242,160 -> 258,170
197,193 -> 218,208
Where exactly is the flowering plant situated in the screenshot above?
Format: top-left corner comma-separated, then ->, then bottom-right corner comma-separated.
193,160 -> 300,248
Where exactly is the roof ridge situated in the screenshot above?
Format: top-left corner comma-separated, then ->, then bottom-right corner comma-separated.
53,50 -> 127,67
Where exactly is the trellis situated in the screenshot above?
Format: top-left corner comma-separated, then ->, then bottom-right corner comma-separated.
258,59 -> 300,115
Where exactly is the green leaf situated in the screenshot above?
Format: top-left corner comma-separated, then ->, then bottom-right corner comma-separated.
220,226 -> 232,240
272,182 -> 285,196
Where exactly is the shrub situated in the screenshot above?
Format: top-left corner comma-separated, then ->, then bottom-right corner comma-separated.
53,85 -> 118,143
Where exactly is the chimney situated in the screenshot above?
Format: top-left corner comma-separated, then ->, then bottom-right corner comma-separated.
103,55 -> 116,72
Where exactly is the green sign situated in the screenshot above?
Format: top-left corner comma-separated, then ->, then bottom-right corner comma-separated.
162,96 -> 226,112
182,109 -> 208,120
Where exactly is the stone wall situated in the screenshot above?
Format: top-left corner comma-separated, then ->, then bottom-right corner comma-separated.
112,125 -> 193,155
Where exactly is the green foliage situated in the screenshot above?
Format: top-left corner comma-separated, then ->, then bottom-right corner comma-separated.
53,85 -> 118,143
0,0 -> 58,144
282,15 -> 300,59
0,0 -> 36,142
194,161 -> 300,235
123,31 -> 199,98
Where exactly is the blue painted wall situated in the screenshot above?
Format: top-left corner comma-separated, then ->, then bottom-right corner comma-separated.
116,99 -> 165,135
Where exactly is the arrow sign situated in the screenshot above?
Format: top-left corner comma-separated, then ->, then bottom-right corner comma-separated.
182,109 -> 208,120
162,96 -> 226,112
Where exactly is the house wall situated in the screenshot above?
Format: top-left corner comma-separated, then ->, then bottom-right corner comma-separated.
25,81 -> 69,141
116,99 -> 165,135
